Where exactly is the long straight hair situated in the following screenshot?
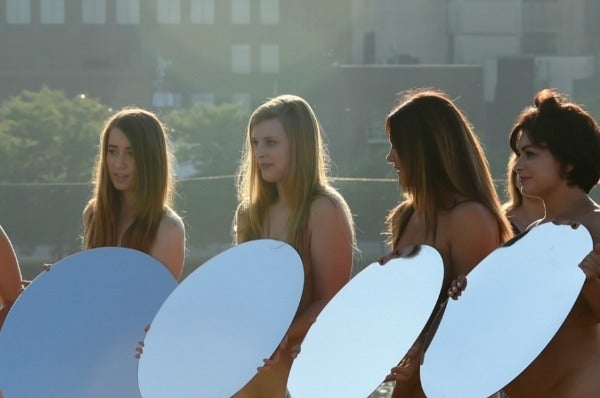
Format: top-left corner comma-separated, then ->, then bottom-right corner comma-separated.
235,94 -> 354,253
83,107 -> 174,253
385,89 -> 512,247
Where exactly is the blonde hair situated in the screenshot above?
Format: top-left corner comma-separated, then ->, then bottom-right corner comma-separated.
502,153 -> 523,214
235,94 -> 354,253
83,107 -> 174,253
385,89 -> 512,247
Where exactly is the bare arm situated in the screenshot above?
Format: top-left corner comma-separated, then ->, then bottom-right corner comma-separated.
0,225 -> 23,328
285,196 -> 353,344
579,242 -> 600,321
150,209 -> 186,281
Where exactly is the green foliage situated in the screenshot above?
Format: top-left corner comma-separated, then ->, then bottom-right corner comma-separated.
0,87 -> 110,183
166,102 -> 250,177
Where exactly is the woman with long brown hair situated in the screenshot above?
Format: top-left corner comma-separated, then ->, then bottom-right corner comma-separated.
380,89 -> 512,397
82,107 -> 185,280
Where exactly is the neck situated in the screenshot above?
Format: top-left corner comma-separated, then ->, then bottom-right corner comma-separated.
542,185 -> 593,221
276,183 -> 289,207
522,196 -> 545,220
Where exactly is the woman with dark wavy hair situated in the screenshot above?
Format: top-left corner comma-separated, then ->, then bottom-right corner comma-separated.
504,89 -> 600,397
502,153 -> 545,234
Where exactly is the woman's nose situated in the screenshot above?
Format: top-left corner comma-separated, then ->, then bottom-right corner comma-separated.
114,154 -> 126,167
514,155 -> 523,171
386,150 -> 393,163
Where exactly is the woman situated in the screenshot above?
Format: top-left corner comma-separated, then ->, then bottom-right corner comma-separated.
82,107 -> 185,280
233,94 -> 355,398
380,89 -> 512,397
0,225 -> 24,329
504,89 -> 600,397
502,153 -> 545,234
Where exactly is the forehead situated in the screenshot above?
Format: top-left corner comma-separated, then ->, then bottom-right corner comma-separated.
251,118 -> 286,139
516,132 -> 532,147
107,127 -> 132,147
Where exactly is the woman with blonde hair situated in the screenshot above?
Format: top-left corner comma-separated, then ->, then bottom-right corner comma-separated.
379,89 -> 512,397
233,94 -> 355,398
83,107 -> 185,280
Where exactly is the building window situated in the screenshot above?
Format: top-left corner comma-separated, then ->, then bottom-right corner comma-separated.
191,0 -> 215,24
40,0 -> 65,24
232,44 -> 251,74
231,0 -> 250,24
231,93 -> 251,110
191,92 -> 216,105
116,0 -> 140,24
260,44 -> 279,74
6,0 -> 30,24
82,0 -> 106,24
157,0 -> 181,24
259,0 -> 278,25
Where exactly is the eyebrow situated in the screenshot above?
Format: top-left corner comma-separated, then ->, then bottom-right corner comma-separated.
520,143 -> 545,151
250,135 -> 277,140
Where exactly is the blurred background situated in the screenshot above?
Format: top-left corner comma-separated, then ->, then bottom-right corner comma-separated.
1,1 -> 600,396
2,0 -> 600,278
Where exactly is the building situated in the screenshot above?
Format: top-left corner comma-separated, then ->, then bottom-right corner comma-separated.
0,0 -> 352,111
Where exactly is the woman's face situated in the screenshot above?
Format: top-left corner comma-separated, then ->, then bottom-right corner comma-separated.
251,118 -> 291,184
514,132 -> 563,199
386,140 -> 406,185
106,127 -> 136,193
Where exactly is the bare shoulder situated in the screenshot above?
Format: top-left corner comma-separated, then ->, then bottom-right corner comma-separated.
235,203 -> 250,228
159,207 -> 185,234
309,191 -> 351,221
82,200 -> 94,225
445,201 -> 501,275
449,201 -> 498,226
152,207 -> 185,280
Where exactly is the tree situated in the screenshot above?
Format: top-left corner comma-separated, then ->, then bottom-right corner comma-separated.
0,86 -> 110,183
166,102 -> 249,177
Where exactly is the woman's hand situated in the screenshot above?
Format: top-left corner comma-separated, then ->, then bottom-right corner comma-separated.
383,339 -> 422,383
134,324 -> 151,359
579,243 -> 600,281
257,334 -> 292,372
448,275 -> 467,300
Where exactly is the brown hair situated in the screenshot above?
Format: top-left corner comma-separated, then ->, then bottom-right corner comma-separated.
83,107 -> 174,253
385,89 -> 512,247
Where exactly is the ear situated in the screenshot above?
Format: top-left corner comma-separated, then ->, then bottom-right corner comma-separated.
566,163 -> 574,173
